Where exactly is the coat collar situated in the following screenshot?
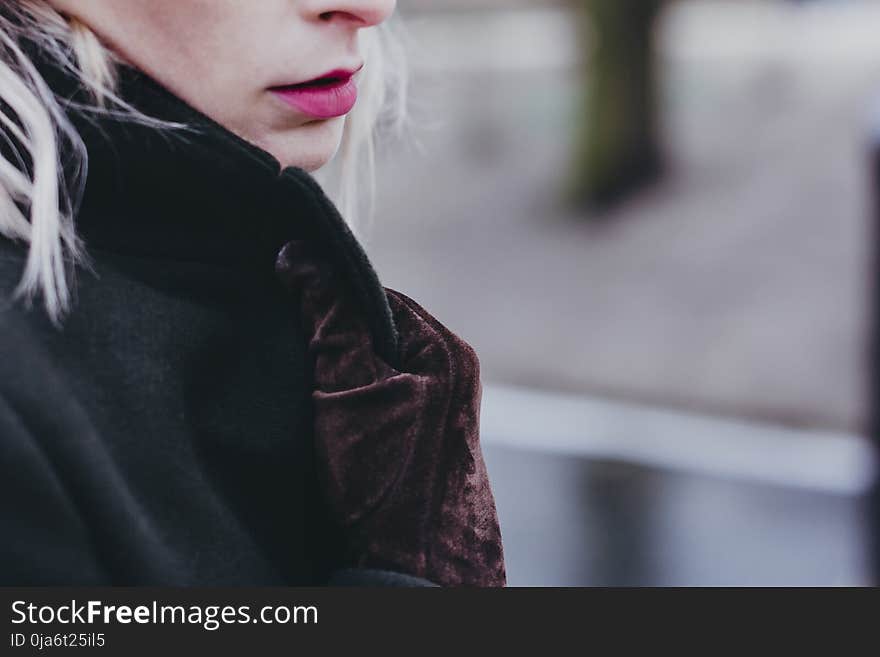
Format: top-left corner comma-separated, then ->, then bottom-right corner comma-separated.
26,40 -> 399,364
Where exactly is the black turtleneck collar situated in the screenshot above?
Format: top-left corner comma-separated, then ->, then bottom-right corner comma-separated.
23,39 -> 399,364
67,64 -> 299,268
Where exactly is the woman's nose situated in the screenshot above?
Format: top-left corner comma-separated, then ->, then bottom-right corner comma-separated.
301,0 -> 397,28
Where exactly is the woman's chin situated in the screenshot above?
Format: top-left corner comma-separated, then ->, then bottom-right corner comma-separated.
255,116 -> 346,172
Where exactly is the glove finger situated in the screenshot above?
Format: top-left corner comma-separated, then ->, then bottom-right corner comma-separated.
275,240 -> 397,391
385,288 -> 481,391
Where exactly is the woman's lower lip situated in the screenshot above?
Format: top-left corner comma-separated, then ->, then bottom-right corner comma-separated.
269,78 -> 358,119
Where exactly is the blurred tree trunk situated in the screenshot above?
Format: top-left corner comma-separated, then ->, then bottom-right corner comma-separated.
568,0 -> 664,209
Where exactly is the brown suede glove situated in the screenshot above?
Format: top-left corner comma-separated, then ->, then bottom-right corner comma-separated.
275,240 -> 506,587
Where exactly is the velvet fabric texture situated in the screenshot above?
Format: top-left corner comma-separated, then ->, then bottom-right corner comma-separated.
276,242 -> 506,587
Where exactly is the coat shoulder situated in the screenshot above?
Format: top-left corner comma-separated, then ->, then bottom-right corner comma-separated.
0,238 -> 75,419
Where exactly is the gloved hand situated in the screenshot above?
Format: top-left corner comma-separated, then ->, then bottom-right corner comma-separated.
275,240 -> 506,587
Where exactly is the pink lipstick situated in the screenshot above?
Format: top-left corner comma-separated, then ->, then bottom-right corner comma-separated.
269,67 -> 360,119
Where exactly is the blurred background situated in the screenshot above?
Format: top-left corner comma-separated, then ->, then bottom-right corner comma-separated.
366,0 -> 880,585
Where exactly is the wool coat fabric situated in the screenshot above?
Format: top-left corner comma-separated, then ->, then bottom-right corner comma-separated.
0,41 -> 505,586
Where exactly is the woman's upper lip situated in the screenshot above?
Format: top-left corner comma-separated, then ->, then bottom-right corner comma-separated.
271,62 -> 364,89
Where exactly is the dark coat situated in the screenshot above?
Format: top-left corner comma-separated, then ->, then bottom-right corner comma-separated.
0,43 -> 504,586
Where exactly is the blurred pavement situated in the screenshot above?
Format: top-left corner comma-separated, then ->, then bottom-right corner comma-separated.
369,0 -> 880,433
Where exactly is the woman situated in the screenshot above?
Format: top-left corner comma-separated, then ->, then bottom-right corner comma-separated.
0,1 -> 505,586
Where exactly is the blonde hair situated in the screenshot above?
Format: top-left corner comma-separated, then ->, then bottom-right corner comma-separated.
0,1 -> 409,325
